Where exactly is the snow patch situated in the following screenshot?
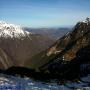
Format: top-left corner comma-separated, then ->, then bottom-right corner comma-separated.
0,21 -> 32,38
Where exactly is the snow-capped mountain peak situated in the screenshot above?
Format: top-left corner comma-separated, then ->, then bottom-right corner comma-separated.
0,21 -> 31,38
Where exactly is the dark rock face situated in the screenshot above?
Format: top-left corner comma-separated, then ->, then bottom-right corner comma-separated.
46,21 -> 90,60
41,46 -> 90,80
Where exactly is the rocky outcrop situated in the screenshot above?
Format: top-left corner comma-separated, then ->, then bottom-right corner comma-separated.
46,19 -> 90,58
45,45 -> 90,79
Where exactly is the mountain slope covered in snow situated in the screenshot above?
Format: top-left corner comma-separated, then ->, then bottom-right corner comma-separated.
0,21 -> 31,38
0,21 -> 54,69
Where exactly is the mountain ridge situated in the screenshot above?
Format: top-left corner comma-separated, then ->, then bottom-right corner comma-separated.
0,21 -> 32,38
26,18 -> 90,70
24,27 -> 71,40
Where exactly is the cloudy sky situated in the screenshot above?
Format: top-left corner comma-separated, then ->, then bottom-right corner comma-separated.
0,0 -> 90,27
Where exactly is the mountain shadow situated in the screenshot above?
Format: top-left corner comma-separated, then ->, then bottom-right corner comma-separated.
42,45 -> 90,80
3,46 -> 90,81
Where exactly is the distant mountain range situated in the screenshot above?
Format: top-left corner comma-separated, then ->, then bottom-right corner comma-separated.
24,27 -> 71,40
